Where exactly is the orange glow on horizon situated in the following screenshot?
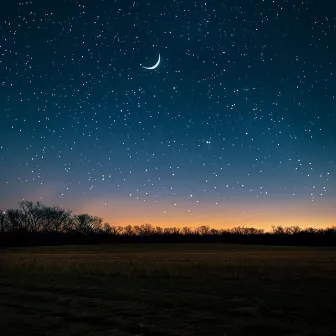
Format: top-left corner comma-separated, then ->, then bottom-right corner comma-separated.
70,197 -> 336,231
4,187 -> 335,231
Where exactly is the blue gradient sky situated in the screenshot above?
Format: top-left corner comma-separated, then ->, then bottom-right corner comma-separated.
1,0 -> 336,229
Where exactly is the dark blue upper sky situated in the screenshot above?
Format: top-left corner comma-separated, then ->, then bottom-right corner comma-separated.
1,0 -> 335,228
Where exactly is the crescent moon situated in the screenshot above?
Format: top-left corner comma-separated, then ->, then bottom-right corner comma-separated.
142,53 -> 161,70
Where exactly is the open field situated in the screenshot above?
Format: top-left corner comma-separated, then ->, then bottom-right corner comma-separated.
1,244 -> 336,336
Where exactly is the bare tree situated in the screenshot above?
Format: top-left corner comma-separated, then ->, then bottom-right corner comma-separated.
6,209 -> 26,232
123,225 -> 134,236
181,226 -> 193,235
17,201 -> 47,232
197,225 -> 211,236
136,223 -> 154,236
0,210 -> 5,234
284,226 -> 302,235
271,225 -> 285,235
155,226 -> 163,235
43,206 -> 72,233
105,224 -> 123,236
163,227 -> 181,235
72,214 -> 103,234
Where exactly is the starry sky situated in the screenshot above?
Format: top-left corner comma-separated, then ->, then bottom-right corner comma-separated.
1,0 -> 336,229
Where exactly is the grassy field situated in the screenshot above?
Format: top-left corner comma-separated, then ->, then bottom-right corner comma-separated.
0,244 -> 335,336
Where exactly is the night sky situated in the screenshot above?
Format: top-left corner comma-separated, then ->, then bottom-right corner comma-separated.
1,0 -> 336,229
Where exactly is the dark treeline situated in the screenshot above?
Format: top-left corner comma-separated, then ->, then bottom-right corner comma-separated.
1,201 -> 336,247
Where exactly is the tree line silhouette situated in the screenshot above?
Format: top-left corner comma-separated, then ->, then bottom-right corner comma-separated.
1,200 -> 336,247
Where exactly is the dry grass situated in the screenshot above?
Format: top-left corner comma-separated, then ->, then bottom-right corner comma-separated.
0,244 -> 335,336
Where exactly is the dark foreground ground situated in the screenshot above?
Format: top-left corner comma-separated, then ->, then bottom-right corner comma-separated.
0,244 -> 335,336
